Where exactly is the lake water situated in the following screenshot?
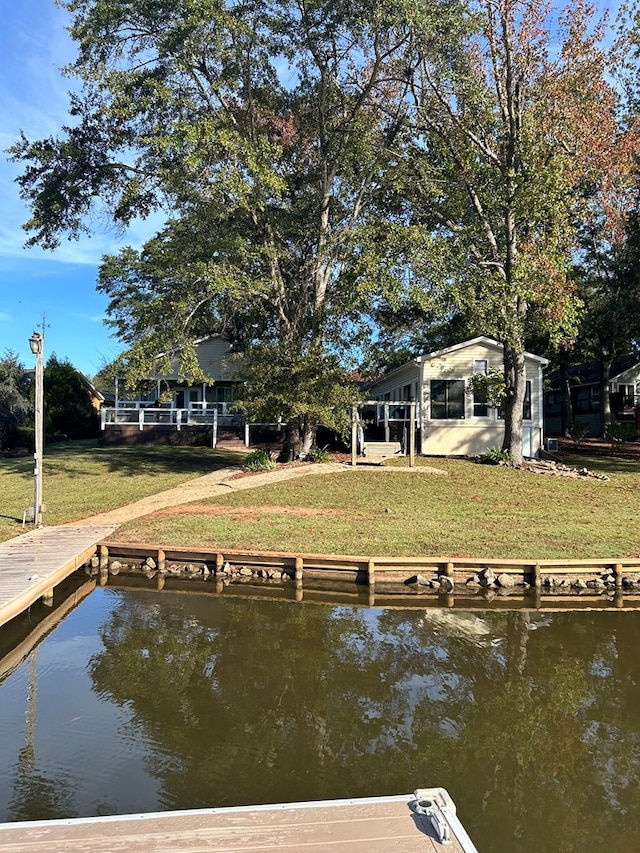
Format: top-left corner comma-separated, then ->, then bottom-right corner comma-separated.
1,584 -> 639,851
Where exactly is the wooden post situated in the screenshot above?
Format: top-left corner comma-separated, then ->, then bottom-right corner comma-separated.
212,408 -> 218,449
216,553 -> 224,574
351,407 -> 358,467
614,562 -> 623,588
409,399 -> 416,468
532,562 -> 541,589
156,574 -> 166,591
99,545 -> 109,571
99,566 -> 109,586
295,557 -> 303,592
445,561 -> 454,578
157,548 -> 166,574
368,560 -> 375,590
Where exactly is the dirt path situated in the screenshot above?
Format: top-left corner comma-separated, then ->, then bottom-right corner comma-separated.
72,461 -> 446,528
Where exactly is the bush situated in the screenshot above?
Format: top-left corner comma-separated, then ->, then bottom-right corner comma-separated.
243,448 -> 277,471
477,446 -> 511,465
567,422 -> 589,444
14,425 -> 35,451
605,422 -> 638,447
305,444 -> 331,463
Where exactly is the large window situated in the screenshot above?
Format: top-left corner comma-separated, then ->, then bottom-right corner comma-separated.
431,379 -> 465,419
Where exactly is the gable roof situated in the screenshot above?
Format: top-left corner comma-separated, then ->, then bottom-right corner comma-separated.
413,336 -> 549,367
369,336 -> 549,387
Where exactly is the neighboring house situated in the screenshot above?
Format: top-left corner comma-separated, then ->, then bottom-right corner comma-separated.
544,356 -> 640,437
365,337 -> 548,458
76,370 -> 106,412
102,335 -> 244,443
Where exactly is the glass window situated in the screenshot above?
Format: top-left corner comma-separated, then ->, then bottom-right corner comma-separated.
431,379 -> 465,419
472,360 -> 489,417
523,381 -> 532,420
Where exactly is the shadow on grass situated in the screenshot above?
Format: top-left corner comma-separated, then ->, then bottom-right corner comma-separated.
559,453 -> 640,477
37,440 -> 247,480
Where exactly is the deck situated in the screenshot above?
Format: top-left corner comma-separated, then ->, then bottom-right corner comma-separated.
0,525 -> 116,628
0,791 -> 478,853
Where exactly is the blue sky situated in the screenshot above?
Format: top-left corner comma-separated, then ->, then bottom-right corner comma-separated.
0,2 -> 153,378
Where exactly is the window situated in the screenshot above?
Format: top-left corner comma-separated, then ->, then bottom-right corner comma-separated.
498,380 -> 532,420
431,379 -> 465,419
473,359 -> 489,417
523,381 -> 532,420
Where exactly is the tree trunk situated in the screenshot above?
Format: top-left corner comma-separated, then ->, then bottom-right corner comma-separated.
502,343 -> 526,466
599,356 -> 613,437
284,416 -> 317,461
559,361 -> 574,437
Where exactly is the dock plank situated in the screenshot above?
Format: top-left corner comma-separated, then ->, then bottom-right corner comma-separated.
0,525 -> 116,627
0,794 -> 476,853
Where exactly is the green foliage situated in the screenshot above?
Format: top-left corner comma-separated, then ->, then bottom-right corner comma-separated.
41,355 -> 100,441
467,369 -> 507,409
243,449 -> 276,471
477,446 -> 511,465
567,422 -> 589,444
15,426 -> 35,450
605,422 -> 638,447
0,350 -> 30,450
305,445 -> 331,463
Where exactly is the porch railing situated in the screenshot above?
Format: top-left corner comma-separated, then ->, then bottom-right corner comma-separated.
101,402 -> 239,430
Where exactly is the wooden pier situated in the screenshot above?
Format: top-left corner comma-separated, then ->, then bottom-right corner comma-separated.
0,525 -> 116,629
0,790 -> 478,853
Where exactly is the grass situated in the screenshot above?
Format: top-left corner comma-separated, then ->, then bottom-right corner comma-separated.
110,453 -> 640,560
3,443 -> 639,559
0,440 -> 248,543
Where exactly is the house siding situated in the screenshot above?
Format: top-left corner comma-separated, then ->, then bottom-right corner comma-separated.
152,336 -> 239,382
367,338 -> 547,458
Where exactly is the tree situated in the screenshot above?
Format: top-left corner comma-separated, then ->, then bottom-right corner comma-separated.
393,0 -> 639,463
10,0 -> 423,458
42,355 -> 100,441
0,351 -> 30,450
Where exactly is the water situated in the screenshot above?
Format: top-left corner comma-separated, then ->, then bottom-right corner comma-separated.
1,585 -> 639,851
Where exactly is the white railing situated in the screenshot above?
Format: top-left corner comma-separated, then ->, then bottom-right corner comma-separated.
102,402 -> 239,431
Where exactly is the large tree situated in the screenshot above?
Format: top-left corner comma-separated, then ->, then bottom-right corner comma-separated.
10,0 -> 422,458
390,0 -> 639,463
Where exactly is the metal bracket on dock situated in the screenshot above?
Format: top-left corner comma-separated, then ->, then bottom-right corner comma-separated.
411,790 -> 452,845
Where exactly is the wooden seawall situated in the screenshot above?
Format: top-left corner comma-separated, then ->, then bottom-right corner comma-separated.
0,525 -> 116,629
100,541 -> 640,607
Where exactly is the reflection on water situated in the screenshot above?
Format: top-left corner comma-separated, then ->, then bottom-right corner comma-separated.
1,587 -> 640,852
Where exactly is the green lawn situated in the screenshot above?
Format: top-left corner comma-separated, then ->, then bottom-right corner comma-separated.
0,440 -> 248,543
111,453 -> 640,560
3,443 -> 639,559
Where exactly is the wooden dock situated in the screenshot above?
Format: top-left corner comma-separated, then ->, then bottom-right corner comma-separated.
0,790 -> 478,853
0,525 -> 116,629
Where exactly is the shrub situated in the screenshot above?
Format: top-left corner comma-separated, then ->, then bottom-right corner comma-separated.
243,448 -> 277,471
605,421 -> 638,447
566,422 -> 589,444
477,446 -> 511,465
14,425 -> 35,451
305,444 -> 331,463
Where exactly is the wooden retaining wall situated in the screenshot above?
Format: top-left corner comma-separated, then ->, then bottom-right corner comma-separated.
97,541 -> 640,606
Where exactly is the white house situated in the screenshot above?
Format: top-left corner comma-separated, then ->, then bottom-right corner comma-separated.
366,337 -> 548,458
102,335 -> 244,443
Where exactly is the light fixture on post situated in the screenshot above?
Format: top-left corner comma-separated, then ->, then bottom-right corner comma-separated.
29,331 -> 44,527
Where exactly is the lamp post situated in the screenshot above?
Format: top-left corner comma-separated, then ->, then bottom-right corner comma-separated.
29,332 -> 44,527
